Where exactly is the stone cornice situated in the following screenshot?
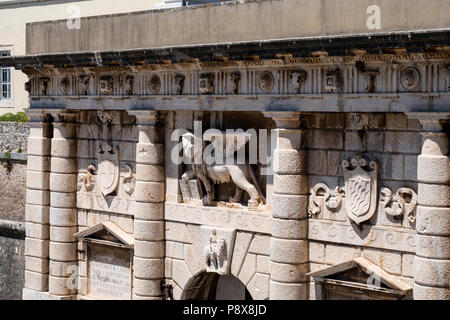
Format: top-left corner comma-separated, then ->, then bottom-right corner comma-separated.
0,30 -> 449,71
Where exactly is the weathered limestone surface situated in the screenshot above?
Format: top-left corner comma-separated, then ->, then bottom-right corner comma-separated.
267,112 -> 309,300
412,114 -> 450,300
130,111 -> 166,300
23,111 -> 51,294
48,111 -> 78,297
25,0 -> 449,54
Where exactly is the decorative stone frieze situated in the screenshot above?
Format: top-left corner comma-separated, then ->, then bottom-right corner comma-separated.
22,52 -> 450,100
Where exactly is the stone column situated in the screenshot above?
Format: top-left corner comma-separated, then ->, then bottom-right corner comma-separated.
410,113 -> 450,300
24,110 -> 51,295
130,111 -> 165,300
48,111 -> 78,297
265,112 -> 309,300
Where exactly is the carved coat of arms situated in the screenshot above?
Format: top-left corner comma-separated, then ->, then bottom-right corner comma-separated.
97,143 -> 120,196
342,157 -> 378,224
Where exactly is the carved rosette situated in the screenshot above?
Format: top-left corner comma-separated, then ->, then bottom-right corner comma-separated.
149,74 -> 161,94
400,67 -> 420,91
258,71 -> 274,93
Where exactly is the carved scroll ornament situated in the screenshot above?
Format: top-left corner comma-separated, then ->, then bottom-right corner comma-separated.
381,187 -> 418,223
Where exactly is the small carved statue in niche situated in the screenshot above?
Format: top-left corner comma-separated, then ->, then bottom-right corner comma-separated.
204,229 -> 226,272
180,132 -> 265,210
124,75 -> 134,95
39,77 -> 50,96
100,75 -> 114,95
60,77 -> 70,95
149,74 -> 161,94
199,73 -> 215,95
355,61 -> 379,93
230,72 -> 241,94
258,71 -> 274,93
381,187 -> 418,223
290,70 -> 307,93
175,74 -> 185,95
325,68 -> 344,93
79,75 -> 90,95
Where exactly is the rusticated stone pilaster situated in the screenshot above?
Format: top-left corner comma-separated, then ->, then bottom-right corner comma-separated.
129,111 -> 165,300
23,110 -> 52,294
409,113 -> 450,300
264,112 -> 309,300
48,111 -> 79,297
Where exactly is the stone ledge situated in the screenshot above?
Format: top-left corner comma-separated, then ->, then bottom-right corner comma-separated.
22,288 -> 76,300
0,219 -> 25,234
308,219 -> 416,253
0,151 -> 27,161
26,93 -> 450,113
164,202 -> 271,234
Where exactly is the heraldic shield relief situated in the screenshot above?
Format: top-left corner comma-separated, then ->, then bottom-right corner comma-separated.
342,157 -> 378,225
97,143 -> 120,196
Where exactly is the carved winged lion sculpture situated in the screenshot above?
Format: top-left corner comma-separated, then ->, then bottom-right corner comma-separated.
181,132 -> 265,210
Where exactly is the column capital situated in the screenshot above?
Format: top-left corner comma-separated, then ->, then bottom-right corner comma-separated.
25,109 -> 52,123
46,109 -> 79,123
129,110 -> 166,125
263,112 -> 309,129
407,112 -> 450,131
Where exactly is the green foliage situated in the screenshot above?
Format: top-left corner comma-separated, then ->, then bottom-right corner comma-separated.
0,112 -> 29,122
2,149 -> 13,173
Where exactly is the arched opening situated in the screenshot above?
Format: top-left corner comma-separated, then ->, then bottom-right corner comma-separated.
182,273 -> 253,300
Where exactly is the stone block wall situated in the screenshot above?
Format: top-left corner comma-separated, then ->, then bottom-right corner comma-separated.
306,112 -> 422,298
0,124 -> 27,299
74,111 -> 137,298
0,122 -> 29,153
0,158 -> 27,222
0,227 -> 25,300
164,219 -> 271,300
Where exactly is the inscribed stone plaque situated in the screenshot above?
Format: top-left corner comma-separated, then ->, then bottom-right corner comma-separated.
87,244 -> 132,300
